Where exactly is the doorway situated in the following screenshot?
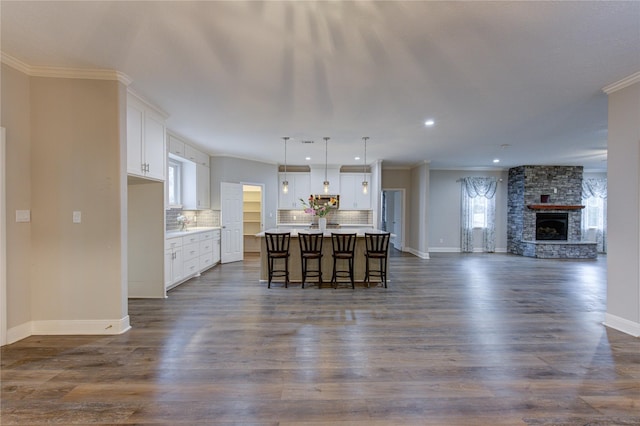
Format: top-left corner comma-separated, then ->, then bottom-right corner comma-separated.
242,184 -> 263,254
382,189 -> 405,251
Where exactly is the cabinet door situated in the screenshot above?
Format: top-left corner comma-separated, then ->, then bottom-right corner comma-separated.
339,174 -> 357,209
196,163 -> 210,209
185,145 -> 209,166
213,237 -> 221,264
355,173 -> 371,209
144,111 -> 166,181
164,249 -> 173,289
278,173 -> 295,209
293,173 -> 310,207
126,101 -> 144,176
168,135 -> 185,157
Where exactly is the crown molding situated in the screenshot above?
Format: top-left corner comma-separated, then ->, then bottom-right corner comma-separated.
602,71 -> 640,94
1,52 -> 132,85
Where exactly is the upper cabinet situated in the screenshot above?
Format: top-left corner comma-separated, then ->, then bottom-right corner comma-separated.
168,133 -> 211,210
310,167 -> 340,195
184,145 -> 209,167
278,173 -> 310,209
339,173 -> 371,210
127,93 -> 167,181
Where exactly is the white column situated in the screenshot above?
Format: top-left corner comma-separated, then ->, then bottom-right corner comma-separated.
603,73 -> 640,337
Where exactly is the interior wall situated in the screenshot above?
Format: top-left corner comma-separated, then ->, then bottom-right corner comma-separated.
29,76 -> 126,325
606,79 -> 640,336
1,64 -> 32,337
210,156 -> 278,230
429,169 -> 508,252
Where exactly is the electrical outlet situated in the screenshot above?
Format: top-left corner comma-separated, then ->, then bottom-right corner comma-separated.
73,211 -> 82,224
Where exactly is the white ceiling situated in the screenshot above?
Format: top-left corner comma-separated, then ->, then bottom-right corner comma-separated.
2,1 -> 639,171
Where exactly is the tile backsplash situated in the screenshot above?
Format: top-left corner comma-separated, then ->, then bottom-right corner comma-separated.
166,208 -> 220,231
277,209 -> 372,225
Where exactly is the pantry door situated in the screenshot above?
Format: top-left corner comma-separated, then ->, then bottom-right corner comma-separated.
220,182 -> 243,263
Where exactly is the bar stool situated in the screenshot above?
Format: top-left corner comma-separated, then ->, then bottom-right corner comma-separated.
331,233 -> 357,289
298,232 -> 324,288
364,232 -> 391,288
264,232 -> 290,288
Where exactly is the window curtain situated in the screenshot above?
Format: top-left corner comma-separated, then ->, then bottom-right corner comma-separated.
582,178 -> 607,253
461,177 -> 497,253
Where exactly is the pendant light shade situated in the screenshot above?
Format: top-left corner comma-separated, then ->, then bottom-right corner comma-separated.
323,137 -> 330,194
362,137 -> 369,194
282,137 -> 289,194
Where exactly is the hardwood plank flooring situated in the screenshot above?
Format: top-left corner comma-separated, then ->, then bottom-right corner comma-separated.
2,252 -> 639,425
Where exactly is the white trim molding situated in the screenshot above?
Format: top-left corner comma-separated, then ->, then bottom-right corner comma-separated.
602,71 -> 640,94
1,52 -> 132,85
407,247 -> 430,259
604,313 -> 640,337
7,316 -> 131,344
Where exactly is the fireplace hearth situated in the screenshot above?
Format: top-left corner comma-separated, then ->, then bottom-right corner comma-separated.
536,213 -> 568,240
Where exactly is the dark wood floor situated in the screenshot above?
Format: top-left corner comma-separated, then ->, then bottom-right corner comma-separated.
2,251 -> 639,425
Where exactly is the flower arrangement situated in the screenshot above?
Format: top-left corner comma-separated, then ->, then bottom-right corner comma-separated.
300,195 -> 337,218
177,214 -> 190,231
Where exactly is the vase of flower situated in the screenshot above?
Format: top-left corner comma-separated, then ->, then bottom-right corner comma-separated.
318,217 -> 327,232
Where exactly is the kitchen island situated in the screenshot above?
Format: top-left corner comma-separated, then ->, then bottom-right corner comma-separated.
256,228 -> 390,285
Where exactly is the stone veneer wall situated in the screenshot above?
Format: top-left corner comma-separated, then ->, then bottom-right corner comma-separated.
507,165 -> 583,255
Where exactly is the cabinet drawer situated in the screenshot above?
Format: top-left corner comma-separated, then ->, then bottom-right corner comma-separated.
166,236 -> 182,249
183,242 -> 200,261
200,254 -> 214,270
199,240 -> 213,254
183,234 -> 200,245
183,258 -> 200,276
200,231 -> 214,241
212,229 -> 220,240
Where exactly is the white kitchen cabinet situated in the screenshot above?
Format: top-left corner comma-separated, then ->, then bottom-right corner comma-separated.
310,167 -> 340,195
127,93 -> 166,181
184,144 -> 210,167
339,173 -> 371,210
165,228 -> 220,291
168,134 -> 186,157
183,161 -> 210,210
212,229 -> 221,264
278,172 -> 310,209
164,237 -> 184,289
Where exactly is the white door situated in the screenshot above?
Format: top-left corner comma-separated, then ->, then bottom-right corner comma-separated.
392,190 -> 403,250
221,182 -> 244,263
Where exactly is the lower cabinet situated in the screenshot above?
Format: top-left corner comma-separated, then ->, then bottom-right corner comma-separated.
165,228 -> 221,291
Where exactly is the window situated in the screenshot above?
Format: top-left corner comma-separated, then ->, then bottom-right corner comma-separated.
168,159 -> 182,206
585,196 -> 604,229
471,196 -> 488,228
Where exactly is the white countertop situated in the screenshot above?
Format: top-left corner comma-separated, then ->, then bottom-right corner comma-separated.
258,228 -> 390,237
166,226 -> 220,238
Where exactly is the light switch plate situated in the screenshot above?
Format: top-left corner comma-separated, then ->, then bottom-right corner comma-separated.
16,210 -> 31,223
73,211 -> 82,224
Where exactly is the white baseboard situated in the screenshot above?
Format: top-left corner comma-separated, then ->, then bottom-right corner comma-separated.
406,247 -> 430,259
604,313 -> 640,337
6,316 -> 131,344
429,247 -> 508,253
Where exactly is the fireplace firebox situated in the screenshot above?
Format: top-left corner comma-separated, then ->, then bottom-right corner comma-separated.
536,213 -> 568,240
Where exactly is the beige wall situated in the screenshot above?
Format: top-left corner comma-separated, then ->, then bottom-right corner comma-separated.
606,79 -> 640,335
1,65 -> 128,341
1,64 -> 32,330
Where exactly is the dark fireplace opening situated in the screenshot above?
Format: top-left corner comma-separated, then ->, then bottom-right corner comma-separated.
536,213 -> 568,240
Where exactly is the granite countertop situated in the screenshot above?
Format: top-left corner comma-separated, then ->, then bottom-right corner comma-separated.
257,228 -> 390,238
166,226 -> 221,238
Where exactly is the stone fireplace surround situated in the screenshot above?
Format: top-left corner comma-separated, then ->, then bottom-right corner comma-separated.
507,165 -> 597,259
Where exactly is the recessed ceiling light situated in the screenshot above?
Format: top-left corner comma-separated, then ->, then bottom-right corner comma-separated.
305,156 -> 311,161
355,156 -> 360,161
424,119 -> 435,127
493,158 -> 500,163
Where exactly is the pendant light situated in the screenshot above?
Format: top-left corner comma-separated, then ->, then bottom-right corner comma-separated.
362,136 -> 369,194
323,137 -> 330,193
282,136 -> 289,194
